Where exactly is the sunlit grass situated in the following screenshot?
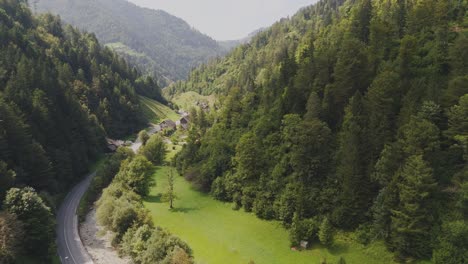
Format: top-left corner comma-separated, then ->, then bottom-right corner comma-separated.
144,166 -> 397,264
171,91 -> 216,111
139,96 -> 180,123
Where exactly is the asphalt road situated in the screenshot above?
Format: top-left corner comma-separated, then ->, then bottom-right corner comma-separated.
56,172 -> 95,264
56,127 -> 158,264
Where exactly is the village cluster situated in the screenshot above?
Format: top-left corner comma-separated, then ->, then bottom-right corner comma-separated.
106,111 -> 191,152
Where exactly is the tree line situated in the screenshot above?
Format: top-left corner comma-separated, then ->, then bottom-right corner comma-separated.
173,0 -> 467,262
95,134 -> 194,264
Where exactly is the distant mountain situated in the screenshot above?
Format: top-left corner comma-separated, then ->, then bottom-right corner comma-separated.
35,0 -> 227,85
218,28 -> 266,51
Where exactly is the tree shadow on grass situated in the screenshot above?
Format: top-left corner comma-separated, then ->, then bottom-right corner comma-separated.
328,242 -> 350,255
169,207 -> 199,213
145,194 -> 162,203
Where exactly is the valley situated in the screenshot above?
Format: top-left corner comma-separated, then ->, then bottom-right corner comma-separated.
0,0 -> 466,264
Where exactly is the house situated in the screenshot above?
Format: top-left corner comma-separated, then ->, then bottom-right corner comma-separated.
179,116 -> 190,130
160,120 -> 176,130
106,138 -> 124,152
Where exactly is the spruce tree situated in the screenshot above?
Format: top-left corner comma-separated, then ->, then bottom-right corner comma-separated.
319,217 -> 333,247
333,93 -> 371,228
391,155 -> 437,259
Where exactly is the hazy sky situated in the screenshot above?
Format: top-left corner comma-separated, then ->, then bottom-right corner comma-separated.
127,0 -> 318,40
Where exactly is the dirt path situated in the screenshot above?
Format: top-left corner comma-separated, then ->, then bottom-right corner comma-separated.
80,209 -> 130,264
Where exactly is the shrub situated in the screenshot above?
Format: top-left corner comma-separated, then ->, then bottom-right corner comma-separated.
140,134 -> 166,165
138,130 -> 150,145
433,220 -> 468,264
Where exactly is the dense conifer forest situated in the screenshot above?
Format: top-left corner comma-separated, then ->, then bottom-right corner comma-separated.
35,0 -> 227,86
171,0 -> 468,262
0,0 -> 163,261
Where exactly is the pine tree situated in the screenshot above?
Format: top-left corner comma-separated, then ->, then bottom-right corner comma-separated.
319,217 -> 333,247
333,93 -> 372,228
304,92 -> 321,121
390,155 -> 437,259
365,70 -> 401,163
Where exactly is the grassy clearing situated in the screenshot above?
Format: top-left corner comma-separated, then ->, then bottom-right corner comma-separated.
171,91 -> 216,111
106,42 -> 147,58
140,96 -> 180,123
165,142 -> 183,162
144,166 -> 397,264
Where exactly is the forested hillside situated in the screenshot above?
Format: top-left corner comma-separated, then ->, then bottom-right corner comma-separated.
173,0 -> 468,262
35,0 -> 227,85
0,0 -> 159,261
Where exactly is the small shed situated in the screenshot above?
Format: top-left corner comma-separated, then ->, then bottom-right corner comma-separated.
300,240 -> 309,249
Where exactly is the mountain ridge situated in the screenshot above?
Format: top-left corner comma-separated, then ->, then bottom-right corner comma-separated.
35,0 -> 228,85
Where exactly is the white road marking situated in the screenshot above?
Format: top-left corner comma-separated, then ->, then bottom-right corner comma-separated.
63,183 -> 80,264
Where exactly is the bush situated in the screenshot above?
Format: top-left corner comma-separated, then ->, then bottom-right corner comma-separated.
241,187 -> 256,212
211,177 -> 230,201
115,156 -> 155,196
355,223 -> 373,245
289,214 -> 320,246
140,134 -> 166,165
433,220 -> 468,264
140,229 -> 193,264
79,148 -> 134,220
121,224 -> 154,261
253,196 -> 275,220
138,130 -> 150,145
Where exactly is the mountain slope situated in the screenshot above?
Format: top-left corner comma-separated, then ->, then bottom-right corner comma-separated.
0,0 -> 159,196
172,0 -> 468,262
36,0 -> 227,85
218,28 -> 266,51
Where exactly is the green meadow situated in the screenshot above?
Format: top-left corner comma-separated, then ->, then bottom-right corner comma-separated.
143,166 -> 396,264
139,96 -> 180,123
171,91 -> 216,110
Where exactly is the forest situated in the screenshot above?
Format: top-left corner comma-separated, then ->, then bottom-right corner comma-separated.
171,0 -> 468,262
35,0 -> 227,86
0,0 -> 164,261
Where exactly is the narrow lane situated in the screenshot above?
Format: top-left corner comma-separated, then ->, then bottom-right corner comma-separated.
57,172 -> 95,264
57,135 -> 149,263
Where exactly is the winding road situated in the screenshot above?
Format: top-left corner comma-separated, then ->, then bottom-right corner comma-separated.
57,172 -> 95,264
56,127 -> 154,264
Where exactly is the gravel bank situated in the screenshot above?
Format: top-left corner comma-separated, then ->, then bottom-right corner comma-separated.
80,209 -> 131,264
